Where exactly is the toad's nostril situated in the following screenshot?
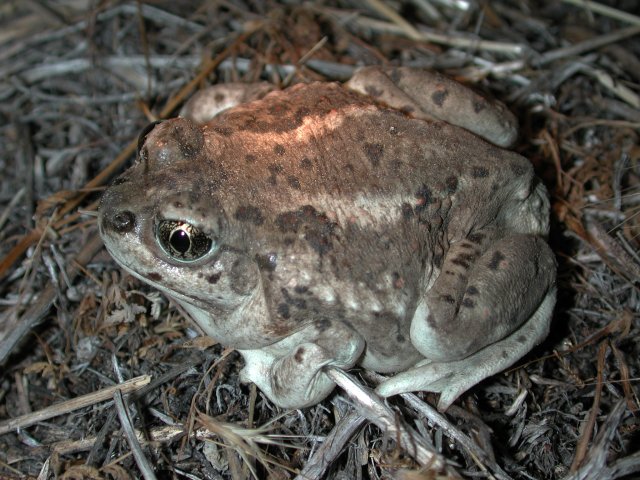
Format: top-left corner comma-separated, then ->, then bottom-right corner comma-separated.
110,211 -> 136,233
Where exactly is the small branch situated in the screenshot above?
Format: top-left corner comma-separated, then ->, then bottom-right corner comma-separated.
114,389 -> 158,480
0,233 -> 104,363
0,375 -> 151,436
294,410 -> 366,480
340,14 -> 526,55
570,342 -> 607,471
325,367 -> 460,478
400,393 -> 512,480
562,400 -> 632,480
561,0 -> 640,26
365,0 -> 424,41
532,25 -> 640,67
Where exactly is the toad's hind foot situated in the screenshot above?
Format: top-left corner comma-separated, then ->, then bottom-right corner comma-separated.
376,287 -> 556,411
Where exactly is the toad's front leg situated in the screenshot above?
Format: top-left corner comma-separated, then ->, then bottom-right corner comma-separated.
377,233 -> 556,411
239,322 -> 365,408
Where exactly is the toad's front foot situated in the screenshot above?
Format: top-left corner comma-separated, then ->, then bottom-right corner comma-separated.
239,329 -> 365,409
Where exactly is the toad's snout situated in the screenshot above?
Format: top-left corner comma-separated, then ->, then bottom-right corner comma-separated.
98,177 -> 139,238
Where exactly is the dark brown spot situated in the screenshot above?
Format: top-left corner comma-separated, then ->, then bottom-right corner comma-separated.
294,106 -> 311,122
214,92 -> 225,102
392,272 -> 405,289
207,273 -> 221,284
431,89 -> 448,107
400,105 -> 415,114
461,298 -> 475,308
212,126 -> 233,136
364,85 -> 383,97
287,175 -> 301,189
234,206 -> 264,226
511,161 -> 528,176
241,116 -> 260,131
255,253 -> 277,271
294,285 -> 309,294
415,184 -> 434,209
294,347 -> 305,363
389,68 -> 403,83
363,142 -> 384,166
268,163 -> 283,185
445,270 -> 455,276
275,206 -> 336,255
172,121 -> 204,160
268,103 -> 290,116
281,287 -> 307,310
401,202 -> 414,219
488,251 -> 506,270
441,294 -> 455,304
275,211 -> 301,233
472,166 -> 490,178
451,259 -> 470,269
277,303 -> 290,319
473,100 -> 486,113
300,157 -> 313,170
148,272 -> 162,281
468,233 -> 485,244
457,253 -> 476,263
446,176 -> 458,193
245,154 -> 256,163
466,286 -> 479,295
229,257 -> 256,295
315,318 -> 331,332
274,144 -> 286,156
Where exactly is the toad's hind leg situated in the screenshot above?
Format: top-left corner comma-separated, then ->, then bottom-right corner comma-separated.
377,234 -> 556,410
346,66 -> 518,147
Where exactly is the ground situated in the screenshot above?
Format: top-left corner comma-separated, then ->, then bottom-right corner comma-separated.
0,1 -> 638,479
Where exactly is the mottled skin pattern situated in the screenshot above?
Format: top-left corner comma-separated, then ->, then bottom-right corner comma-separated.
99,67 -> 556,410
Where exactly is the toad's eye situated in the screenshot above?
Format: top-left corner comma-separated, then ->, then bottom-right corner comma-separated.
156,220 -> 214,262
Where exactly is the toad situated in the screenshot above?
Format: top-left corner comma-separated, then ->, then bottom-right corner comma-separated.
98,67 -> 556,410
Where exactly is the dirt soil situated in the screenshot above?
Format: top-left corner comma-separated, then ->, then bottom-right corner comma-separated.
0,1 -> 639,479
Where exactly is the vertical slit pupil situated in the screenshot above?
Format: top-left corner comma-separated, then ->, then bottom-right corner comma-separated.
171,229 -> 191,253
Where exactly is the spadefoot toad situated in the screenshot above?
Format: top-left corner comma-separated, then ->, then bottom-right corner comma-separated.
99,67 -> 556,410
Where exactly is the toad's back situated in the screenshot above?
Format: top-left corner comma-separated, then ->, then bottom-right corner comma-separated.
188,82 -> 537,237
